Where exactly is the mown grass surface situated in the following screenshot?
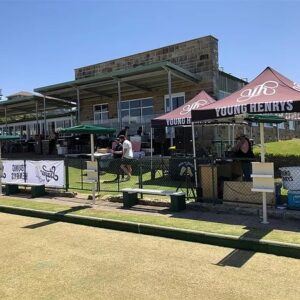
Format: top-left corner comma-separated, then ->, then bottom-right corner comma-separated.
254,139 -> 300,156
1,197 -> 300,245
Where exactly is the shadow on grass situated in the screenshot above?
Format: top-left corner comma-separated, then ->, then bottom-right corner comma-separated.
22,206 -> 90,229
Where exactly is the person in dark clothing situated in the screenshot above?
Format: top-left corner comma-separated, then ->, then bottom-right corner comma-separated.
111,138 -> 124,181
137,126 -> 143,136
233,134 -> 254,181
118,126 -> 129,137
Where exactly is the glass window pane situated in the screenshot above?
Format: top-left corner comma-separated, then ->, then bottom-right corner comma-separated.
142,98 -> 153,107
102,104 -> 108,111
131,108 -> 141,117
121,110 -> 129,117
142,107 -> 153,116
102,112 -> 109,120
130,100 -> 141,108
121,101 -> 129,109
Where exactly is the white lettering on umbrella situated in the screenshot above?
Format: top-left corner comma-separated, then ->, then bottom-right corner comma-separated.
215,101 -> 294,118
237,81 -> 278,102
180,99 -> 208,115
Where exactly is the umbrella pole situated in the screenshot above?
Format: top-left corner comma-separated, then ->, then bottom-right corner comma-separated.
192,122 -> 198,188
90,134 -> 96,205
260,123 -> 268,224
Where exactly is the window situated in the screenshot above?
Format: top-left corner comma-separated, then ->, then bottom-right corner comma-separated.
94,104 -> 109,124
164,92 -> 185,112
121,98 -> 153,124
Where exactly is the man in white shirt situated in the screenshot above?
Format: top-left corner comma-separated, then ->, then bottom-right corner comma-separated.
119,135 -> 133,181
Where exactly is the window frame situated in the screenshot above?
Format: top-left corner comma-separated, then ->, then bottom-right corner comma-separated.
164,92 -> 185,112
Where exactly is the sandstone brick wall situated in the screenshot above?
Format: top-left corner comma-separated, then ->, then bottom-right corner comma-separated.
75,35 -> 219,84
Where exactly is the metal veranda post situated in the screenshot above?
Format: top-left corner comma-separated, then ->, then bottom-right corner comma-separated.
117,80 -> 122,130
76,88 -> 80,125
43,95 -> 47,138
168,70 -> 174,146
35,100 -> 39,135
4,107 -> 7,134
150,127 -> 153,170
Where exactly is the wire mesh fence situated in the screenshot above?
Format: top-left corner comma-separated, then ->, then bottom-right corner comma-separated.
65,155 -> 289,205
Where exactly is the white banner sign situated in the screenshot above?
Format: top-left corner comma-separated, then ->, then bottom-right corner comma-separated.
27,160 -> 65,188
2,160 -> 65,188
2,160 -> 26,184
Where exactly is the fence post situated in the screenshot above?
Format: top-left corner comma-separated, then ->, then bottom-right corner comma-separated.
80,158 -> 83,190
65,157 -> 69,192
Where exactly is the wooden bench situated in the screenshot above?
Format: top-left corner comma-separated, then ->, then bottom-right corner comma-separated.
4,183 -> 46,198
121,188 -> 186,212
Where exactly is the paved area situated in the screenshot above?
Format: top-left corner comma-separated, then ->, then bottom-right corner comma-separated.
1,213 -> 300,300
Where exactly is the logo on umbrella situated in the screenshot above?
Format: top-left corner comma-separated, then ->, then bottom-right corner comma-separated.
237,81 -> 278,102
180,99 -> 208,115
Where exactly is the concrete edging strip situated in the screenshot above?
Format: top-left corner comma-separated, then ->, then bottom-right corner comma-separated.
0,204 -> 299,259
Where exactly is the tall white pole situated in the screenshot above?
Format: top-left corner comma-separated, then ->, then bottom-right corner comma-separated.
260,122 -> 268,224
90,133 -> 95,204
76,88 -> 80,125
192,122 -> 198,188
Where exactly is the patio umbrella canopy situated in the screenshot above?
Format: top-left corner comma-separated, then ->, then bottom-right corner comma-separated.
191,67 -> 300,122
0,135 -> 20,141
151,90 -> 216,127
60,124 -> 115,135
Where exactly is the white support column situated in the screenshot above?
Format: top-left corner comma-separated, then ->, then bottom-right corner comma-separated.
35,100 -> 39,135
76,88 -> 80,125
4,107 -> 7,134
150,127 -> 153,170
260,122 -> 268,224
192,122 -> 198,188
117,80 -> 122,130
43,95 -> 47,138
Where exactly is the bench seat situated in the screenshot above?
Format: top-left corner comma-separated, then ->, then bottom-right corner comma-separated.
4,182 -> 46,198
121,188 -> 186,211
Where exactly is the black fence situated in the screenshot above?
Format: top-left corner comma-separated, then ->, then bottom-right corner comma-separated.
65,156 -> 287,205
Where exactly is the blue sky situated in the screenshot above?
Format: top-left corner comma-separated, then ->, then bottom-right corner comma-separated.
0,0 -> 299,96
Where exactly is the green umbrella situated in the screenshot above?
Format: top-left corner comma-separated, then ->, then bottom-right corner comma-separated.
60,124 -> 115,161
60,125 -> 116,205
245,114 -> 286,124
60,124 -> 115,135
0,135 -> 20,195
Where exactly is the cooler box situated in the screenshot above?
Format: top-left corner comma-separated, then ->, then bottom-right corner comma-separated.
287,191 -> 300,210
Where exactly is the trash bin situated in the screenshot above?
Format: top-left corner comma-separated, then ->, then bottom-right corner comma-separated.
287,190 -> 300,210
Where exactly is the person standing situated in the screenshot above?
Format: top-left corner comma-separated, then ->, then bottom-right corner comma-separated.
233,134 -> 254,181
118,126 -> 129,137
119,135 -> 133,181
112,138 -> 124,182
